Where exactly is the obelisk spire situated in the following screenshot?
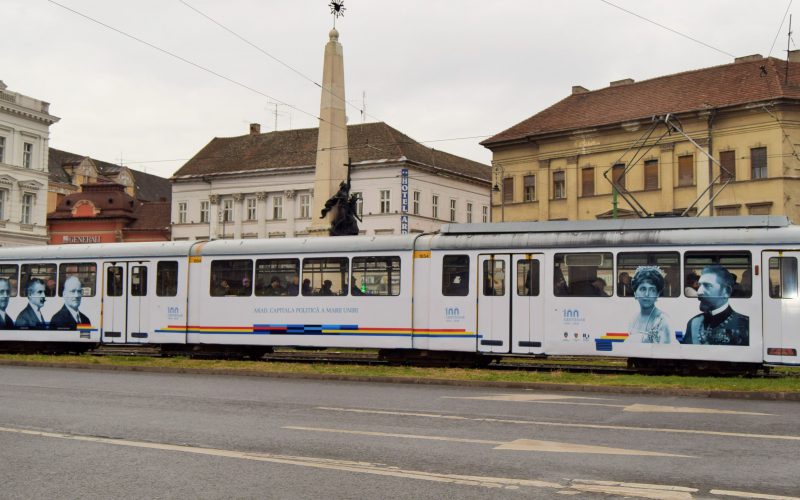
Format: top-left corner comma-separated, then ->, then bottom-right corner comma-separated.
309,2 -> 349,236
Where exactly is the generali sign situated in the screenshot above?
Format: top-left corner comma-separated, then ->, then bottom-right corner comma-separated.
62,235 -> 101,244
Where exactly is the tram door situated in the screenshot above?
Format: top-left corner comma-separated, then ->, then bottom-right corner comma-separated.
102,262 -> 152,344
511,254 -> 545,354
762,252 -> 800,363
478,255 -> 511,353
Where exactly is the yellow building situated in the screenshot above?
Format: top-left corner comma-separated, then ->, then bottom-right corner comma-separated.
481,54 -> 800,222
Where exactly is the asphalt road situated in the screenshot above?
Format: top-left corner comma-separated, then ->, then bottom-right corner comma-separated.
0,365 -> 797,499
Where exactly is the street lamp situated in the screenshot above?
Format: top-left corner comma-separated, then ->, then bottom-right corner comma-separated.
492,165 -> 504,222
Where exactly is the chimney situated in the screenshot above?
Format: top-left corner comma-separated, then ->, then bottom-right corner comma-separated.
572,85 -> 589,95
789,50 -> 800,63
249,123 -> 261,135
610,78 -> 634,87
735,54 -> 764,63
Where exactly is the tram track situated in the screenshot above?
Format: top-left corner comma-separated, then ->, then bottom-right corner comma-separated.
85,345 -> 791,377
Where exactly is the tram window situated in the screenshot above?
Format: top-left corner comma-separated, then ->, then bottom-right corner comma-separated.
685,252 -> 752,298
21,264 -> 57,298
517,259 -> 540,296
0,265 -> 19,297
617,252 -> 679,298
352,256 -> 401,296
483,259 -> 505,296
769,257 -> 798,299
554,253 -> 613,297
58,263 -> 97,297
302,257 -> 348,295
210,260 -> 253,297
107,266 -> 123,297
255,258 -> 300,296
442,255 -> 469,296
156,261 -> 178,297
131,266 -> 147,297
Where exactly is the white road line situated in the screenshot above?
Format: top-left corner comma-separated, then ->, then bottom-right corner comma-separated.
3,425 -> 791,499
710,489 -> 800,499
446,395 -> 774,415
316,407 -> 800,441
284,426 -> 693,457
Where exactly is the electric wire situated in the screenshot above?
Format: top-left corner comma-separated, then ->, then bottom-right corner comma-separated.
178,0 -> 382,124
768,0 -> 793,57
46,0 -> 346,132
598,0 -> 736,58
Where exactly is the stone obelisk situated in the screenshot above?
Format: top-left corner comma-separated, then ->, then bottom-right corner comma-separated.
309,27 -> 349,236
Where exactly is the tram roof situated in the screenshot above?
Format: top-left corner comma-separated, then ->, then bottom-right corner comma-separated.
441,215 -> 790,235
0,240 -> 198,261
196,234 -> 422,256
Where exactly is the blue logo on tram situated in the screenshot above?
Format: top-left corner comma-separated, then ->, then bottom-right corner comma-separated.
562,309 -> 585,324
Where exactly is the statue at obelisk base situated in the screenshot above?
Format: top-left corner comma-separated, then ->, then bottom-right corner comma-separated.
320,161 -> 361,236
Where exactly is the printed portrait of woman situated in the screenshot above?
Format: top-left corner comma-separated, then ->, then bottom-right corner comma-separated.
629,266 -> 672,343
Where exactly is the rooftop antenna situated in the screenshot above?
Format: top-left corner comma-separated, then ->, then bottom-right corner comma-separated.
787,14 -> 793,85
361,91 -> 366,124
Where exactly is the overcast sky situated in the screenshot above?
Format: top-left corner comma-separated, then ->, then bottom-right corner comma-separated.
3,0 -> 795,179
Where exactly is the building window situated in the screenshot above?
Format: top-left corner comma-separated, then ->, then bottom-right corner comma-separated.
273,196 -> 283,219
22,142 -> 33,169
581,168 -> 594,197
200,201 -> 209,223
449,199 -> 456,222
21,193 -> 34,225
466,202 -> 473,223
644,160 -> 659,190
678,155 -> 694,186
0,137 -> 5,163
720,150 -> 736,182
177,202 -> 187,224
0,189 -> 6,220
751,147 -> 767,179
748,203 -> 771,215
553,171 -> 565,199
221,199 -> 233,222
502,177 -> 513,203
482,206 -> 488,223
379,190 -> 391,214
524,175 -> 536,201
432,195 -> 439,219
412,191 -> 420,215
246,197 -> 256,221
299,194 -> 310,218
611,163 -> 625,189
352,192 -> 363,217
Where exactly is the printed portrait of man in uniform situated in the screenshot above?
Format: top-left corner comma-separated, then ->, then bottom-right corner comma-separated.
681,264 -> 749,345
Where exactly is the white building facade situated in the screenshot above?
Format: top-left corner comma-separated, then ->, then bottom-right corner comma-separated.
171,123 -> 490,240
0,81 -> 59,246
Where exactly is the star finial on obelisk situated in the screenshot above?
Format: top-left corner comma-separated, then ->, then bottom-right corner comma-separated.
329,1 -> 345,28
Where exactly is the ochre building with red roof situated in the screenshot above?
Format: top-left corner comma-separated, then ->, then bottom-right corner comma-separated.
481,53 -> 800,222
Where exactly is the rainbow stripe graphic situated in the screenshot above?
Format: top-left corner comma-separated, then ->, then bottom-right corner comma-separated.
595,332 -> 629,352
155,324 -> 475,338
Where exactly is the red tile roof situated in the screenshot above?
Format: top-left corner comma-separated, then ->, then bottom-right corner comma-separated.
173,122 -> 490,182
482,57 -> 800,147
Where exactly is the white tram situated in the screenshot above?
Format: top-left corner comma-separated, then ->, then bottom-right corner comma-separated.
0,215 -> 797,369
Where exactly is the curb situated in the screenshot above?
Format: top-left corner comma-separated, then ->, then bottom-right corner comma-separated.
2,359 -> 798,401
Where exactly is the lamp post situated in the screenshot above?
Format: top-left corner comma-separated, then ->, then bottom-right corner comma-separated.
492,165 -> 505,222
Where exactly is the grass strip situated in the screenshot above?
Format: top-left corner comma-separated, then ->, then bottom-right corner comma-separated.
1,353 -> 799,394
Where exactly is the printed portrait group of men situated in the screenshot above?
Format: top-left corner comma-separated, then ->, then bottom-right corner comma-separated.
0,276 -> 91,330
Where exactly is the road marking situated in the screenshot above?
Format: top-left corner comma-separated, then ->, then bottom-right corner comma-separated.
624,404 -> 771,416
3,425 -> 792,499
710,489 -> 800,500
317,407 -> 800,441
446,394 -> 613,402
572,480 -> 697,500
446,394 -> 773,415
283,426 -> 692,457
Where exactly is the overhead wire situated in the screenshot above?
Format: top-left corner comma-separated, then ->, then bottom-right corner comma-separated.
598,0 -> 736,58
768,0 -> 793,57
46,0 -> 346,132
178,0 -> 383,124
